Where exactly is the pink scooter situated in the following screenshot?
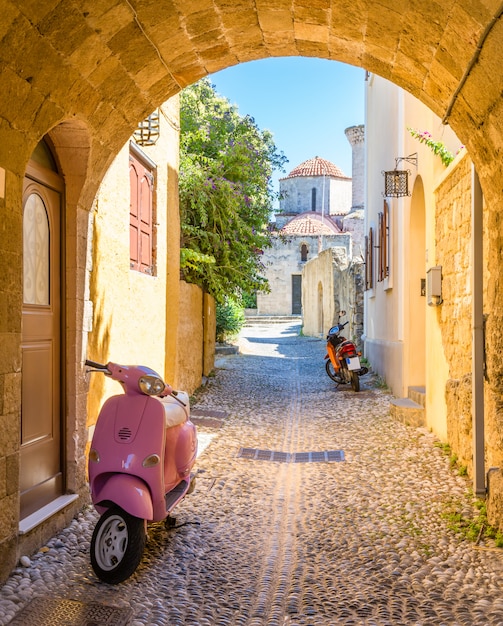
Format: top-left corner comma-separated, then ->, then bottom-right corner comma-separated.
85,359 -> 197,584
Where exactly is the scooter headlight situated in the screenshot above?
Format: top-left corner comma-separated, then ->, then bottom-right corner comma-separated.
138,375 -> 166,396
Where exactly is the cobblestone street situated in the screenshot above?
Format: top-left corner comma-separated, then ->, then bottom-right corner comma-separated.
1,320 -> 502,626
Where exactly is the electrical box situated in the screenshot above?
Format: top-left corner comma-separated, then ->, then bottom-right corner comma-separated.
427,266 -> 442,306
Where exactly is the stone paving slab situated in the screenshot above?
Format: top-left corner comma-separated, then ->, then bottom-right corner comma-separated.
0,321 -> 502,625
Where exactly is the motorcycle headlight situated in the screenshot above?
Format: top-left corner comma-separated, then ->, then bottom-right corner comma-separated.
138,375 -> 166,396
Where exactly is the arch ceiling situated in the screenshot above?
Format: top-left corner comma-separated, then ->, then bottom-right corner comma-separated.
0,0 -> 502,200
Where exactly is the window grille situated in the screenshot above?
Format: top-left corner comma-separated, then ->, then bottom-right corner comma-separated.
133,109 -> 160,146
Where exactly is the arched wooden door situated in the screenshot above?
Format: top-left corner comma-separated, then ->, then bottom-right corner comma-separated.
20,156 -> 64,519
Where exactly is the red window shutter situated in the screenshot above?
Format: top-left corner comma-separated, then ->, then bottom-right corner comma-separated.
129,160 -> 140,270
139,171 -> 153,273
129,149 -> 154,274
383,200 -> 389,278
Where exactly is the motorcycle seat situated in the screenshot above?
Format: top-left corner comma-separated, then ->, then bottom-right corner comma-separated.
160,392 -> 189,428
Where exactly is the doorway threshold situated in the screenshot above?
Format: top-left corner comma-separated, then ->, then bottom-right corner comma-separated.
19,494 -> 79,535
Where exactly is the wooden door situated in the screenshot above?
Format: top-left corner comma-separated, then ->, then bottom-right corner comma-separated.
292,275 -> 302,315
20,164 -> 63,519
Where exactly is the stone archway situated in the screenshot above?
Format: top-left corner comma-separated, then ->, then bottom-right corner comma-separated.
1,2 -> 502,204
1,0 -> 503,565
3,4 -> 502,387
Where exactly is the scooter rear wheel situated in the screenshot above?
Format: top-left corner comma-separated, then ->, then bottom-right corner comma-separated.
350,370 -> 360,392
91,506 -> 146,584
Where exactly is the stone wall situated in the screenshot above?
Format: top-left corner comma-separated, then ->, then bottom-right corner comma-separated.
258,234 -> 352,316
435,153 -> 503,531
435,155 -> 474,473
175,282 -> 216,393
0,0 -> 503,575
302,247 -> 364,346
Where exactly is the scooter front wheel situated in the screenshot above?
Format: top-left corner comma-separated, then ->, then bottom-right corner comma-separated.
91,507 -> 146,584
325,360 -> 342,384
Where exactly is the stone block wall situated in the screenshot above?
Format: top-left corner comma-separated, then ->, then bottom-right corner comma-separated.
435,154 -> 474,474
258,234 -> 352,316
302,247 -> 364,345
172,282 -> 215,393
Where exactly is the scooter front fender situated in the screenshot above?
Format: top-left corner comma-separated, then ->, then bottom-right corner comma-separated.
93,473 -> 153,520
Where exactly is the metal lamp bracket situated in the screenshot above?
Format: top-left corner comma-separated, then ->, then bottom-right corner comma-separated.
394,153 -> 418,169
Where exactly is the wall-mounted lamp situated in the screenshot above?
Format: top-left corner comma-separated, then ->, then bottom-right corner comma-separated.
427,265 -> 443,306
382,153 -> 418,198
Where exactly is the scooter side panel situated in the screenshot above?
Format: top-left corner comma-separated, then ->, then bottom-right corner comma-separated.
89,396 -> 166,521
175,421 -> 198,477
92,473 -> 154,519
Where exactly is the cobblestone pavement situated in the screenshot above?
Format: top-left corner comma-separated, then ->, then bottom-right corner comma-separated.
1,321 -> 503,626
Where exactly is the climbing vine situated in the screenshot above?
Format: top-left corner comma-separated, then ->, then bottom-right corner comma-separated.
408,128 -> 457,167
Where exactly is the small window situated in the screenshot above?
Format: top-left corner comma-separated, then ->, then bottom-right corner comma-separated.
301,243 -> 308,262
311,188 -> 316,211
129,144 -> 156,275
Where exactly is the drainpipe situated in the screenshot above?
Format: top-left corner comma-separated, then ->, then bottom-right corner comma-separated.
471,166 -> 486,498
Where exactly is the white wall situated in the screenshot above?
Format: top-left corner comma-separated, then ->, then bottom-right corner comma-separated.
365,72 -> 461,432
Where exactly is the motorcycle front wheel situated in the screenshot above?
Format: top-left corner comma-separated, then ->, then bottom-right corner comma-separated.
325,359 -> 342,383
350,370 -> 360,392
90,506 -> 146,584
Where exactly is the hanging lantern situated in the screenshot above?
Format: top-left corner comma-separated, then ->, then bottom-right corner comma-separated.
383,169 -> 410,197
382,153 -> 417,198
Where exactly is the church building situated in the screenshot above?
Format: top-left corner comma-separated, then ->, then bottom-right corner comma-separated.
257,126 -> 364,317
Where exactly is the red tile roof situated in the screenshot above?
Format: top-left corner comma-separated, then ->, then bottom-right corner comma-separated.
280,212 -> 341,235
283,156 -> 350,180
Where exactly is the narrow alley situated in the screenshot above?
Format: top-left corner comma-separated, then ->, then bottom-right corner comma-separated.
1,321 -> 502,626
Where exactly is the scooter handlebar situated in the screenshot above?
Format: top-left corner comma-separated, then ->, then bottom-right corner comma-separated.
85,359 -> 109,371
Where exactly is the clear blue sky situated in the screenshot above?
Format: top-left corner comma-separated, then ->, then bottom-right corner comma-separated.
209,57 -> 366,206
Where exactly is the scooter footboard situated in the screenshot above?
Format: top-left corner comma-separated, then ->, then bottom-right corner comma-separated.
93,473 -> 153,520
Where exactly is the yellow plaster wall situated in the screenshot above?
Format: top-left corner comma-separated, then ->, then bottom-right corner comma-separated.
203,292 -> 216,377
87,99 -> 180,420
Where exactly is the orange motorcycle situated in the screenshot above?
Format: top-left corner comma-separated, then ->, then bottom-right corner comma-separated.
324,311 -> 368,392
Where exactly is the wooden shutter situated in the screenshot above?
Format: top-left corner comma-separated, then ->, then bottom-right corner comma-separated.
365,227 -> 374,290
130,160 -> 140,270
129,150 -> 154,274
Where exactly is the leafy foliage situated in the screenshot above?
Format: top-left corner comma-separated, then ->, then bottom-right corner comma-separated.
179,78 -> 287,303
407,128 -> 457,167
216,299 -> 245,343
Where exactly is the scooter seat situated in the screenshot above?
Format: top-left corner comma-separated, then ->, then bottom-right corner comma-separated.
160,392 -> 189,428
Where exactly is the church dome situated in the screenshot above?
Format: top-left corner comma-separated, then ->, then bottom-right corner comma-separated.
284,156 -> 349,180
280,212 -> 341,236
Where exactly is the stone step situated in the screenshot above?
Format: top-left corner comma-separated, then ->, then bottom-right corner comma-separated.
390,397 -> 425,428
244,315 -> 302,325
408,385 -> 426,407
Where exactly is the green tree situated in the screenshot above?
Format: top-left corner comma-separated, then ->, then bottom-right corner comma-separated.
179,78 -> 287,303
